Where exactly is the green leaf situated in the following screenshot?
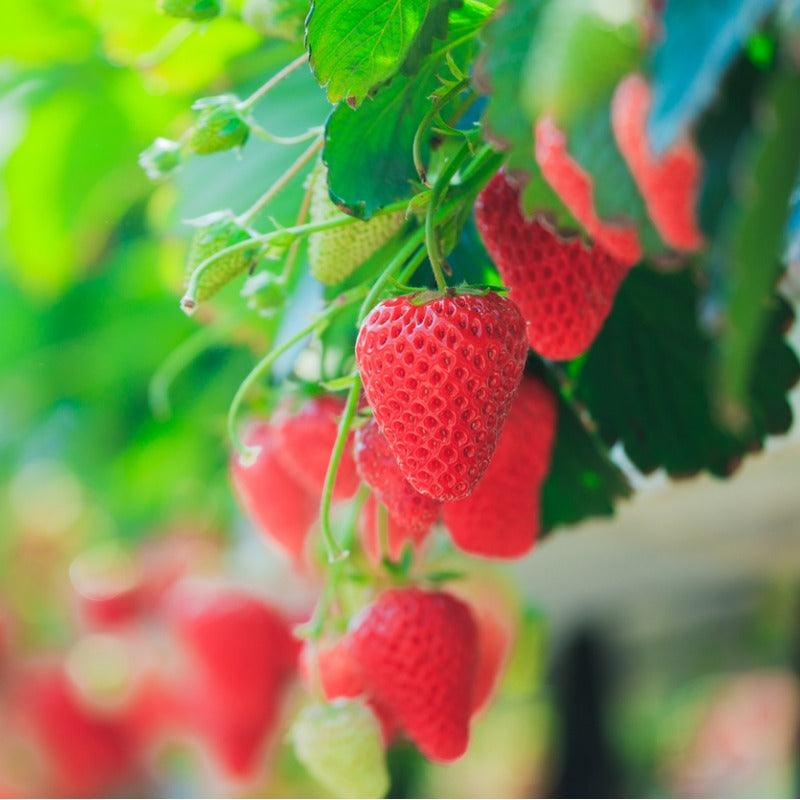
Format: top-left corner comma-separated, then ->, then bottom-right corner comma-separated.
648,0 -> 778,153
307,0 -> 462,107
323,60 -> 440,217
715,68 -> 800,421
540,388 -> 632,533
574,266 -> 799,478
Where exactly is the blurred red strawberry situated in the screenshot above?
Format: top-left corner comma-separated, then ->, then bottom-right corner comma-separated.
166,583 -> 299,780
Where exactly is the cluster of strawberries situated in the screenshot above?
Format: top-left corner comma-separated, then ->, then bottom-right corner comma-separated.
0,535 -> 300,796
223,71 -> 705,793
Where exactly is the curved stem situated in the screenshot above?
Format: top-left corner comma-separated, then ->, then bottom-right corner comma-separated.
149,318 -> 235,420
281,173 -> 314,282
357,230 -> 427,323
228,287 -> 367,460
413,78 -> 469,185
238,136 -> 322,225
319,374 -> 362,563
425,140 -> 471,291
248,122 -> 323,147
239,52 -> 309,111
136,21 -> 193,69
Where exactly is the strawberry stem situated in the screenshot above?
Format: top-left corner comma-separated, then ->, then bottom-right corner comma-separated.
319,374 -> 362,563
238,136 -> 322,225
425,141 -> 471,292
227,288 -> 367,461
413,78 -> 469,186
238,52 -> 310,112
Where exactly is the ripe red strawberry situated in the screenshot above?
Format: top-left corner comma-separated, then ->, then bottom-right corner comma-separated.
476,173 -> 632,360
356,293 -> 528,501
347,588 -> 479,761
230,422 -> 318,564
166,584 -> 299,779
534,116 -> 642,266
612,73 -> 704,252
442,376 -> 557,558
354,417 -> 440,556
274,396 -> 360,500
15,665 -> 135,796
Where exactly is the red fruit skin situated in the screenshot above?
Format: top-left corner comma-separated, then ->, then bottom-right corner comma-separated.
274,396 -> 359,500
348,588 -> 479,762
476,173 -> 632,360
611,73 -> 704,252
443,377 -> 558,558
356,293 -> 528,501
17,666 -> 135,797
534,116 -> 642,266
358,496 -> 433,563
230,423 -> 317,564
354,418 -> 440,559
167,585 -> 299,779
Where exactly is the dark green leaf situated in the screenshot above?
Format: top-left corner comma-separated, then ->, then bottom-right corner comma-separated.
648,0 -> 778,153
540,388 -> 632,533
307,0 -> 462,107
574,266 -> 799,478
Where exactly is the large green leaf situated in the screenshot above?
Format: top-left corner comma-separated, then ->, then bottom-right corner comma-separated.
306,0 -> 462,107
715,69 -> 800,420
574,266 -> 798,478
648,0 -> 778,152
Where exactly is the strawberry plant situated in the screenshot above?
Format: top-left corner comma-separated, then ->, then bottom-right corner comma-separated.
1,0 -> 799,794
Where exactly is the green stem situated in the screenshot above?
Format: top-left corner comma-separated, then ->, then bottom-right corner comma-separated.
357,230 -> 426,323
377,502 -> 390,561
228,288 -> 366,461
413,78 -> 469,185
238,136 -> 322,226
248,122 -> 323,147
149,318 -> 235,420
239,52 -> 309,111
319,374 -> 362,563
425,141 -> 471,291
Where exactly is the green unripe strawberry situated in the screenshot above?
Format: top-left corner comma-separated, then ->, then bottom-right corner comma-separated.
185,210 -> 260,302
292,699 -> 389,799
188,96 -> 249,155
139,137 -> 182,181
308,161 -> 405,285
242,0 -> 306,40
158,0 -> 221,21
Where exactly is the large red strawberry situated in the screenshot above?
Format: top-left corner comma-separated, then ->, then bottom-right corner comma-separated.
534,116 -> 642,266
354,418 -> 440,558
356,293 -> 528,501
166,583 -> 299,779
476,172 -> 631,361
611,73 -> 704,252
230,422 -> 318,564
15,664 -> 136,796
274,396 -> 360,500
442,376 -> 558,558
347,588 -> 479,762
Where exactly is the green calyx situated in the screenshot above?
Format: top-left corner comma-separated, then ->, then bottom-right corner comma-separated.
188,95 -> 250,154
139,137 -> 182,181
